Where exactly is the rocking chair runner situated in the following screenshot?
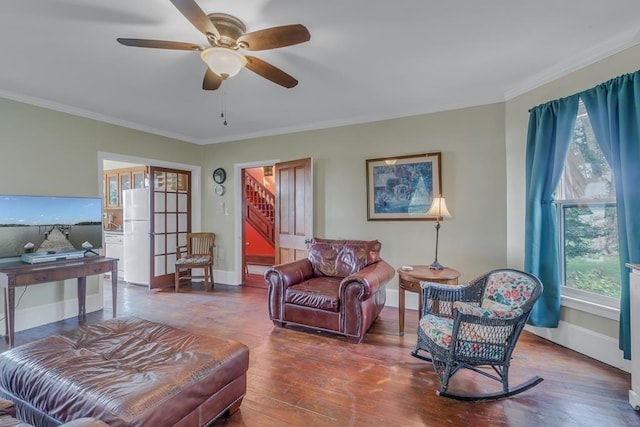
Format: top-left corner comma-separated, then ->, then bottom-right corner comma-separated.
174,232 -> 216,292
413,268 -> 544,401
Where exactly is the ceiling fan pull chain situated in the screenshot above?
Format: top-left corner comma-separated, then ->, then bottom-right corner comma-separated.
220,89 -> 228,126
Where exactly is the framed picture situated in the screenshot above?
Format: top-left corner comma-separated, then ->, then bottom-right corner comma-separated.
366,152 -> 442,221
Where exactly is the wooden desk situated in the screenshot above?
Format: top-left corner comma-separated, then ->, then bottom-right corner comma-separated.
0,256 -> 118,347
397,265 -> 460,336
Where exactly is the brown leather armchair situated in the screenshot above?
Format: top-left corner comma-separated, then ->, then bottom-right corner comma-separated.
265,238 -> 395,343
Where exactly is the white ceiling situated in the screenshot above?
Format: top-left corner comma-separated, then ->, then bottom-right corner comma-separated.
1,1 -> 639,145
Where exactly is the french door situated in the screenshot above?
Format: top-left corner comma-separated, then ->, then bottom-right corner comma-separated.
149,166 -> 191,289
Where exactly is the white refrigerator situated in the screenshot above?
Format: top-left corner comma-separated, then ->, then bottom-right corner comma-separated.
123,188 -> 150,286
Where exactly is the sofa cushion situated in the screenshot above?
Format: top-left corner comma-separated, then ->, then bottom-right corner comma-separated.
308,238 -> 381,278
285,277 -> 340,312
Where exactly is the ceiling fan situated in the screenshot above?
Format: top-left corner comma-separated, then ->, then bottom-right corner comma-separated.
117,0 -> 310,90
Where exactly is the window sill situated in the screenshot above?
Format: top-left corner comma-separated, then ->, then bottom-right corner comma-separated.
560,294 -> 620,321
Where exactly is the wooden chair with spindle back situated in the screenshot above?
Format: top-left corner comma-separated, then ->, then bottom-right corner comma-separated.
174,232 -> 216,292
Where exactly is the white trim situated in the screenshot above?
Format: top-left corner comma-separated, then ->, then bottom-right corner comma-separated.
504,29 -> 640,100
213,268 -> 240,286
630,390 -> 640,411
2,290 -> 103,334
0,90 -> 201,144
561,293 -> 620,321
233,159 -> 279,286
526,320 -> 631,373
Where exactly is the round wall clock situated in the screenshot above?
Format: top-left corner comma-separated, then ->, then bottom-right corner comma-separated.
215,184 -> 225,196
213,168 -> 226,184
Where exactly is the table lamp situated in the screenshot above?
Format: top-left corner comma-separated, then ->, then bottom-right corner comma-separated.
426,195 -> 451,270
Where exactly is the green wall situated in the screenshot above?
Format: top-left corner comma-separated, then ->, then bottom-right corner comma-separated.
202,102 -> 508,287
0,98 -> 202,313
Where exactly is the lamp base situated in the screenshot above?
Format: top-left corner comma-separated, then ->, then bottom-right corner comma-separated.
428,260 -> 445,271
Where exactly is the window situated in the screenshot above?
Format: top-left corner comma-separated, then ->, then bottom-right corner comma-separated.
555,100 -> 620,309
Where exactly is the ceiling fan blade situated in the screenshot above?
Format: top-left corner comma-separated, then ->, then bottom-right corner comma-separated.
169,0 -> 220,39
203,68 -> 223,90
238,24 -> 310,51
117,38 -> 204,51
245,55 -> 298,88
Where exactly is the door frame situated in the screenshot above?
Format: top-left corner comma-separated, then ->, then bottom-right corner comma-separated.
98,151 -> 202,262
234,159 -> 279,285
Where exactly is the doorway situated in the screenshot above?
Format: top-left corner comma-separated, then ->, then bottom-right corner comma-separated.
242,165 -> 275,288
234,157 -> 313,287
99,152 -> 201,289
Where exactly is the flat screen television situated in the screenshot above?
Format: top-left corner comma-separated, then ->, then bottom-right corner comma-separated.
0,195 -> 103,259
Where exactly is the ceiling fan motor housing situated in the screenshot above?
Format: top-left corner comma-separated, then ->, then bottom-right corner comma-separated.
207,13 -> 246,48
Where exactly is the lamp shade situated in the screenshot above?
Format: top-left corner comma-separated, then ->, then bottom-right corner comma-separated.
426,196 -> 452,219
200,47 -> 247,79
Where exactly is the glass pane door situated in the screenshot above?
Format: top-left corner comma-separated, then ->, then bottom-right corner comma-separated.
149,167 -> 191,289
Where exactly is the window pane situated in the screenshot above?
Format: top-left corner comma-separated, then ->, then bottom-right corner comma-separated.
562,203 -> 620,298
557,100 -> 615,201
557,99 -> 620,304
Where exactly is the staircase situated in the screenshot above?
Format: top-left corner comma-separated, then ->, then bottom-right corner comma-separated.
245,172 -> 275,248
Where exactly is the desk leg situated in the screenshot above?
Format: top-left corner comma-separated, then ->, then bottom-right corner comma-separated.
3,289 -> 7,337
111,266 -> 117,318
77,276 -> 86,320
399,286 -> 405,337
5,288 -> 15,347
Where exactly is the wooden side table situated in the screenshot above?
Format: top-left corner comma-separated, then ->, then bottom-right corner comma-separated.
397,265 -> 460,336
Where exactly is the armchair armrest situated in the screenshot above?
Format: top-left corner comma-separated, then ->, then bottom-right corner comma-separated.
265,258 -> 315,323
339,260 -> 395,300
449,301 -> 526,358
265,258 -> 314,290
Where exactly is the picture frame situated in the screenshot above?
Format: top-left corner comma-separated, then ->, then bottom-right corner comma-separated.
366,152 -> 442,221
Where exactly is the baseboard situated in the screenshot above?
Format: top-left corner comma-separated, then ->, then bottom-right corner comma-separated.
385,288 -> 419,310
525,321 -> 631,373
630,390 -> 640,410
246,265 -> 268,275
214,269 -> 240,286
3,293 -> 103,334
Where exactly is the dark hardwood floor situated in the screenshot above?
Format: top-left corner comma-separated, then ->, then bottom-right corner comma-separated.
243,272 -> 267,289
2,280 -> 638,426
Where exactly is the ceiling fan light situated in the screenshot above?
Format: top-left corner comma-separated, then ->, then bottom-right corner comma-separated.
200,47 -> 247,79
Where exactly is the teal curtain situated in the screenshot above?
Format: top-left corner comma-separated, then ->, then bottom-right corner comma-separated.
580,71 -> 640,359
524,96 -> 579,327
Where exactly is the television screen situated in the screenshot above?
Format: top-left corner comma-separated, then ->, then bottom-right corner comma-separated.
0,195 -> 103,259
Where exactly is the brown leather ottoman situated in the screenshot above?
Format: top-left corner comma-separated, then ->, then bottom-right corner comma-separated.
0,318 -> 249,427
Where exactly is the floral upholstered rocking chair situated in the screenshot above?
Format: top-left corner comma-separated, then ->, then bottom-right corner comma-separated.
413,269 -> 544,401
